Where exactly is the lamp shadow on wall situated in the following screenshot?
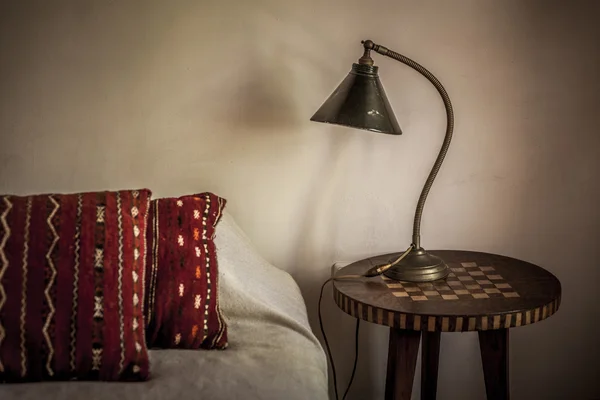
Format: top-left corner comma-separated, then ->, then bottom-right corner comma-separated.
223,47 -> 300,135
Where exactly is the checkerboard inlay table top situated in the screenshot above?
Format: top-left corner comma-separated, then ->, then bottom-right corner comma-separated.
333,250 -> 561,333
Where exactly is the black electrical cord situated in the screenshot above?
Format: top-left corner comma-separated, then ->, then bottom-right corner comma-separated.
318,278 -> 360,400
342,318 -> 360,400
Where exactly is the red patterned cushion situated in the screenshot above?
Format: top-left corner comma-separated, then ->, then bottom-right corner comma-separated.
145,193 -> 228,350
0,189 -> 151,382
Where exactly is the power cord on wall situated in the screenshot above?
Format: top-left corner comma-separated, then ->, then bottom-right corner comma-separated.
318,245 -> 413,400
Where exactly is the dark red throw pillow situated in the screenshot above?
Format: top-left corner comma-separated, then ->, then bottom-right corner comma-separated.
145,193 -> 228,350
0,189 -> 151,382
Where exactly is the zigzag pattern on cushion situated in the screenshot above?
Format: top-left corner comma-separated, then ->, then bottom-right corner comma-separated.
19,199 -> 32,377
0,197 -> 12,374
42,195 -> 59,377
69,194 -> 82,373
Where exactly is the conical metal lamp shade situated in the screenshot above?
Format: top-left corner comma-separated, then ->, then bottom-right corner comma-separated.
311,63 -> 402,135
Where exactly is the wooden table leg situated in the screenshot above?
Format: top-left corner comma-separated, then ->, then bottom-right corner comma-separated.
421,331 -> 441,400
385,328 -> 421,400
478,328 -> 509,400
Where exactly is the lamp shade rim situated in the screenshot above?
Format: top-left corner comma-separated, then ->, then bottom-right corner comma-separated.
309,116 -> 402,135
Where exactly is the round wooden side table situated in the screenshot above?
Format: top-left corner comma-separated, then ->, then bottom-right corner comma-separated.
332,250 -> 561,400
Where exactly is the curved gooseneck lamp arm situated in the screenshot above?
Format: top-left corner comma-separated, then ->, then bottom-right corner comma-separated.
361,40 -> 455,250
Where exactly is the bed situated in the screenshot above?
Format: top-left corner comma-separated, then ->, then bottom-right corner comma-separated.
0,212 -> 329,400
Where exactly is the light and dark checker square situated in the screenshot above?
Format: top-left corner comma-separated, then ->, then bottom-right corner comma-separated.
382,262 -> 520,301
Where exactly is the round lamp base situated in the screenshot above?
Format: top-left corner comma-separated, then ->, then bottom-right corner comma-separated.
383,247 -> 450,282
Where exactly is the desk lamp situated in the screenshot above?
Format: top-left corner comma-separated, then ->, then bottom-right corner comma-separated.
311,39 -> 454,282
